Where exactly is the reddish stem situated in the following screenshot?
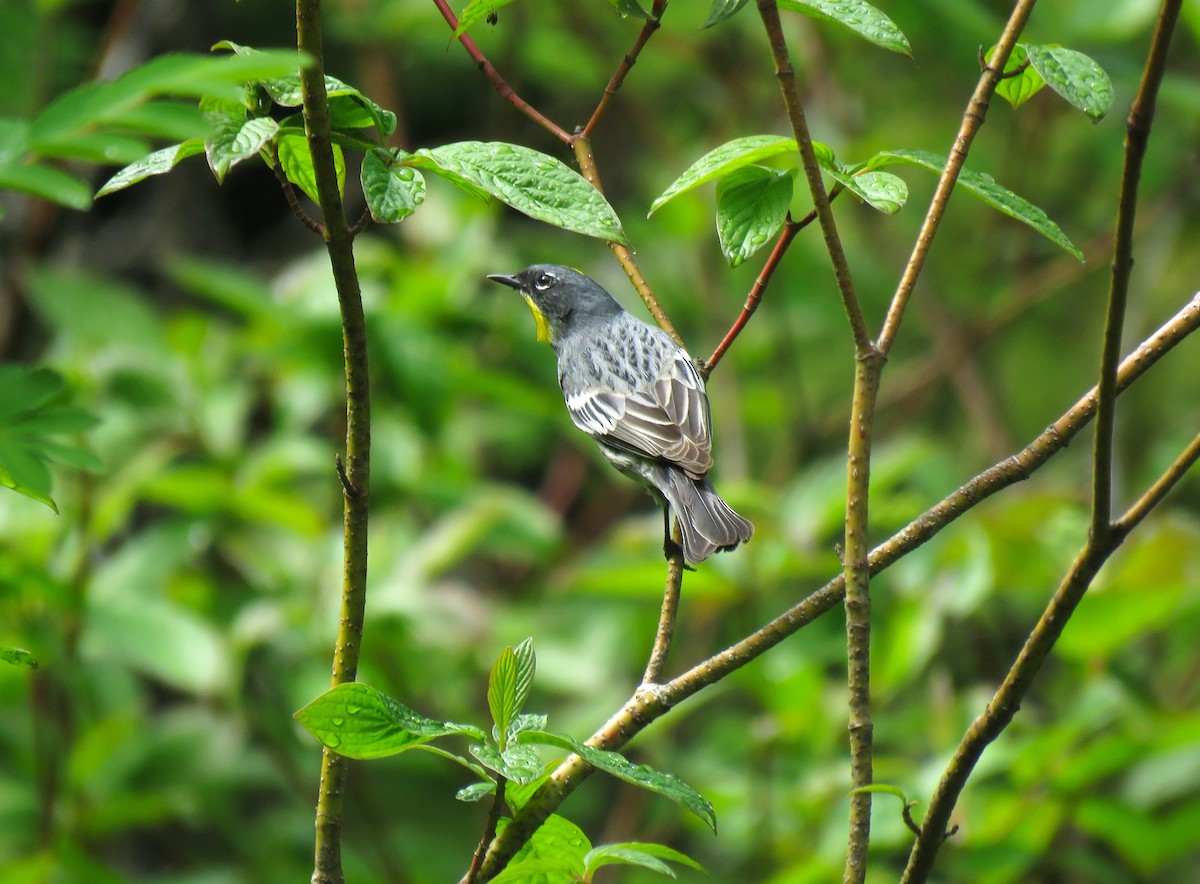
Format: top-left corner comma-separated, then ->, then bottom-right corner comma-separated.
431,0 -> 571,142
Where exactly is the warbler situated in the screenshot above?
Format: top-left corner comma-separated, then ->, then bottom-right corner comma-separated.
488,264 -> 753,564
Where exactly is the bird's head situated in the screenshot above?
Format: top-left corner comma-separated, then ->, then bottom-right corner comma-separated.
487,264 -> 621,345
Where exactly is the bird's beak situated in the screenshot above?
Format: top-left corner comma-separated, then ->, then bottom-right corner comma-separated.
487,273 -> 523,291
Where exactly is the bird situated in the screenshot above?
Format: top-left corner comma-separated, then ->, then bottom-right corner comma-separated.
487,264 -> 752,565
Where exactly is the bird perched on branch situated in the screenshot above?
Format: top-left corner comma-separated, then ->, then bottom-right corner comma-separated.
488,264 -> 752,565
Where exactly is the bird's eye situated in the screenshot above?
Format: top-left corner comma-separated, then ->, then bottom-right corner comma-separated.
534,272 -> 556,291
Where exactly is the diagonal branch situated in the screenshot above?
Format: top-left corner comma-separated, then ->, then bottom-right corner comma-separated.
571,135 -> 684,346
583,0 -> 668,137
902,4 -> 1184,879
431,0 -> 571,142
876,0 -> 1038,355
1092,0 -> 1181,536
703,205 -> 820,377
470,280 -> 1200,879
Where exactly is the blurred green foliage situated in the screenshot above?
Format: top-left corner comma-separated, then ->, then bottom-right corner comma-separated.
1,0 -> 1199,881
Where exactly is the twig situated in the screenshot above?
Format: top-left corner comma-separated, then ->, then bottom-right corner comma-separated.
1092,0 -> 1178,538
349,205 -> 373,237
703,213 -> 805,378
582,0 -> 667,137
298,2 -> 374,881
471,290 -> 1200,878
877,0 -> 1038,355
335,454 -> 359,498
1114,430 -> 1200,536
899,430 -> 1196,883
570,135 -> 684,346
901,5 -> 1184,880
271,142 -> 326,236
756,0 -> 870,356
642,535 -> 686,684
432,0 -> 571,142
465,779 -> 508,884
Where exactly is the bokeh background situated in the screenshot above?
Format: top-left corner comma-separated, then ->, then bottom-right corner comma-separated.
2,0 -> 1200,881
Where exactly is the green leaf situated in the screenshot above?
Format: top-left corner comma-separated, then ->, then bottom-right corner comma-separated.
650,134 -> 798,215
328,94 -> 397,137
867,149 -> 1083,260
0,365 -> 99,512
1025,44 -> 1114,121
0,161 -> 92,209
0,120 -> 29,163
470,742 -> 546,784
361,151 -> 427,223
518,730 -> 717,832
987,44 -> 1046,109
511,637 -> 536,715
452,0 -> 521,38
606,0 -> 654,19
488,646 -> 519,741
0,365 -> 64,419
0,461 -> 56,512
456,781 -> 496,802
509,712 -> 548,738
96,140 -> 205,197
407,142 -> 629,245
585,842 -> 706,876
585,847 -> 675,877
505,775 -> 551,813
494,814 -> 590,882
715,165 -> 795,267
778,0 -> 911,56
0,647 -> 37,669
702,0 -> 751,28
105,100 -> 210,141
836,169 -> 908,214
294,682 -> 487,759
205,115 -> 279,183
276,129 -> 345,203
29,51 -> 303,149
34,132 -> 151,165
851,782 -> 911,803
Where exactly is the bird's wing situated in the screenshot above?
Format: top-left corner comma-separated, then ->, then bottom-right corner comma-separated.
565,350 -> 713,477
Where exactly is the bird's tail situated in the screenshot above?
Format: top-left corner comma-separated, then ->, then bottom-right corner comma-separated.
654,466 -> 753,565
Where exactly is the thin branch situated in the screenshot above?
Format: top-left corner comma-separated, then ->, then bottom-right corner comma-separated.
756,0 -> 871,356
1116,430 -> 1200,536
570,135 -> 684,346
432,0 -> 571,142
903,5 -> 1184,879
642,537 -> 686,684
349,205 -> 373,238
270,142 -> 326,236
900,430 -> 1197,884
1092,0 -> 1180,537
465,779 -> 508,884
876,0 -> 1038,355
297,2 -> 373,881
703,212 -> 807,378
471,290 -> 1200,879
583,0 -> 667,137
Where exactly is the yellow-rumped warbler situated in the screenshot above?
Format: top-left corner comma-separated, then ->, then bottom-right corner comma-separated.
488,264 -> 753,564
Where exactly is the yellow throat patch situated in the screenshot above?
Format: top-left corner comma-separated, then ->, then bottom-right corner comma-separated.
522,294 -> 552,343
